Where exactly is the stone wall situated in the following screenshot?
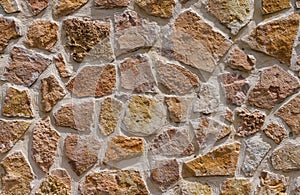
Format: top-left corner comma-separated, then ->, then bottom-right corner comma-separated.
0,0 -> 300,194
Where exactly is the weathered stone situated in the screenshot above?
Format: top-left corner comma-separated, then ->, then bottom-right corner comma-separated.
182,142 -> 240,177
41,75 -> 66,112
248,65 -> 300,109
225,47 -> 255,71
225,107 -> 234,123
171,11 -> 231,72
165,96 -> 191,122
263,122 -> 287,144
256,171 -> 288,194
54,54 -> 72,78
54,101 -> 94,132
66,65 -> 116,98
203,0 -> 253,34
0,119 -> 31,154
2,87 -> 34,118
94,0 -> 129,8
25,21 -> 58,51
148,127 -> 195,157
53,0 -> 88,17
297,1 -> 300,9
0,152 -> 34,195
0,0 -> 19,13
156,61 -> 199,95
99,97 -> 122,136
194,83 -> 220,114
3,47 -> 51,87
242,136 -> 271,176
80,170 -> 149,194
26,0 -> 48,15
262,0 -> 290,14
246,14 -> 299,66
220,178 -> 252,195
175,180 -> 212,195
65,134 -> 101,176
271,142 -> 300,171
36,169 -> 71,195
122,95 -> 166,136
219,73 -> 250,106
32,117 -> 60,173
291,177 -> 300,194
120,54 -> 156,93
0,17 -> 20,52
135,0 -> 175,18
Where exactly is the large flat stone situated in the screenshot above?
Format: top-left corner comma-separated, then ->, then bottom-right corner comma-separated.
135,0 -> 175,18
53,0 -> 88,17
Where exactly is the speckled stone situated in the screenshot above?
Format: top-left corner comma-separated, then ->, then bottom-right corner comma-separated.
262,0 -> 291,14
0,17 -> 20,52
53,0 -> 88,17
220,178 -> 252,195
26,0 -> 48,15
165,96 -> 192,122
94,0 -> 129,8
175,180 -> 212,195
225,46 -> 255,71
256,171 -> 288,194
135,0 -> 175,18
0,0 -> 19,13
54,54 -> 72,78
263,122 -> 287,144
194,83 -> 220,114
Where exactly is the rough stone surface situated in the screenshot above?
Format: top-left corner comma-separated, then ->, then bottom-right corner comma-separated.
263,122 -> 287,144
54,54 -> 72,78
135,0 -> 175,18
220,178 -> 252,195
0,0 -> 19,13
26,0 -> 48,15
256,171 -> 287,194
53,0 -> 88,17
94,0 -> 129,8
225,46 -> 255,71
165,96 -> 191,122
194,83 -> 220,114
0,17 -> 20,52
175,180 -> 212,195
262,0 -> 291,14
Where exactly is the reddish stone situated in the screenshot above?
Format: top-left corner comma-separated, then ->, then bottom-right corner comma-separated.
0,17 -> 20,52
263,122 -> 287,144
53,54 -> 72,78
94,0 -> 129,8
225,47 -> 255,71
53,0 -> 88,17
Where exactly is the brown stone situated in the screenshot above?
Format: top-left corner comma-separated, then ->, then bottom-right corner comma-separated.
54,54 -> 72,78
94,0 -> 129,8
65,134 -> 101,176
135,0 -> 175,18
0,0 -> 19,13
263,122 -> 287,144
225,107 -> 234,123
165,96 -> 191,122
3,47 -> 51,87
262,0 -> 291,14
182,142 -> 240,177
26,0 -> 48,15
41,75 -> 66,112
0,152 -> 34,195
248,65 -> 300,109
2,87 -> 34,118
175,180 -> 212,195
220,178 -> 252,195
32,117 -> 60,173
0,17 -> 20,52
0,119 -> 31,154
53,0 -> 88,17
256,171 -> 288,194
225,47 -> 255,71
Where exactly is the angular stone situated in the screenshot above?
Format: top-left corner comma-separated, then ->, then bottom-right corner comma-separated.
246,14 -> 299,66
263,122 -> 287,144
182,142 -> 240,177
53,0 -> 88,17
66,65 -> 116,98
120,54 -> 156,93
242,136 -> 271,176
0,119 -> 31,154
220,178 -> 252,195
171,11 -> 231,72
32,117 -> 60,173
194,83 -> 220,114
225,107 -> 234,123
0,17 -> 20,52
291,177 -> 300,194
41,75 -> 66,112
135,0 -> 175,18
99,97 -> 122,136
248,65 -> 300,109
54,101 -> 94,132
262,0 -> 290,14
2,87 -> 34,118
256,171 -> 287,194
94,0 -> 129,8
65,134 -> 101,175
25,21 -> 58,51
156,61 -> 199,95
80,170 -> 149,194
54,54 -> 72,78
0,152 -> 34,195
122,95 -> 166,136
3,47 -> 52,87
225,47 -> 255,71
0,0 -> 19,13
26,0 -> 48,15
165,96 -> 191,122
175,180 -> 212,195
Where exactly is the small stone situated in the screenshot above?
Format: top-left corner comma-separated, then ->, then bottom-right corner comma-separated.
2,87 -> 34,118
99,97 -> 122,136
80,170 -> 149,194
291,177 -> 300,194
41,75 -> 66,112
65,134 -> 101,176
94,0 -> 129,8
53,0 -> 88,17
0,119 -> 31,154
263,122 -> 287,144
225,47 -> 255,71
135,0 -> 175,18
270,142 -> 300,171
26,0 -> 48,15
175,180 -> 212,195
262,0 -> 290,14
220,178 -> 252,195
165,96 -> 192,122
66,65 -> 116,98
156,61 -> 199,95
0,0 -> 19,13
32,117 -> 60,173
256,171 -> 287,194
3,47 -> 52,87
0,152 -> 34,195
54,101 -> 94,132
25,21 -> 58,51
242,136 -> 271,176
225,107 -> 234,123
0,17 -> 20,52
54,54 -> 72,78
120,54 -> 156,93
122,95 -> 166,136
182,142 -> 240,177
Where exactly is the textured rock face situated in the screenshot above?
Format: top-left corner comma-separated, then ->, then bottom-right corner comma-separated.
256,171 -> 287,194
135,0 -> 175,18
0,0 -> 19,13
53,0 -> 88,17
94,0 -> 129,8
220,178 -> 252,195
165,97 -> 191,122
263,122 -> 287,144
175,180 -> 212,195
262,0 -> 291,14
26,0 -> 48,15
225,47 -> 255,71
54,54 -> 72,78
0,17 -> 20,52
194,83 -> 220,114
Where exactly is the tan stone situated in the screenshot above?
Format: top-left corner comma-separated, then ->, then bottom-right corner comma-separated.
263,122 -> 287,144
262,0 -> 290,14
135,0 -> 175,18
0,0 -> 19,13
256,171 -> 288,194
53,0 -> 88,17
225,107 -> 234,123
26,0 -> 48,15
220,178 -> 252,195
225,47 -> 255,71
94,0 -> 129,8
54,54 -> 72,78
165,96 -> 191,122
175,180 -> 212,195
0,17 -> 20,52
194,83 -> 220,114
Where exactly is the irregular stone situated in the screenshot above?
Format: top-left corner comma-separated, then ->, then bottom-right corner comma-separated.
148,127 -> 195,157
54,101 -> 94,132
175,180 -> 212,195
3,47 -> 51,87
270,142 -> 300,171
203,0 -> 253,34
2,87 -> 34,118
242,136 -> 271,176
122,95 -> 166,136
225,46 -> 255,71
0,0 -> 19,13
182,142 -> 240,177
225,107 -> 234,123
262,0 -> 290,14
220,178 -> 252,195
32,117 -> 60,173
135,0 -> 175,18
63,18 -> 113,63
297,1 -> 300,9
54,54 -> 72,78
248,65 -> 300,109
291,177 -> 300,194
171,11 -> 231,72
0,152 -> 34,195
80,170 -> 149,194
26,0 -> 48,15
246,14 -> 299,66
94,0 -> 129,8
165,96 -> 192,122
53,0 -> 88,17
25,21 -> 58,51
0,17 -> 20,52
263,122 -> 287,144
120,54 -> 156,93
41,75 -> 66,112
65,134 -> 101,176
99,97 -> 122,136
66,65 -> 116,97
36,169 -> 71,195
156,61 -> 199,95
0,119 -> 31,154
219,73 -> 250,106
256,171 -> 287,194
